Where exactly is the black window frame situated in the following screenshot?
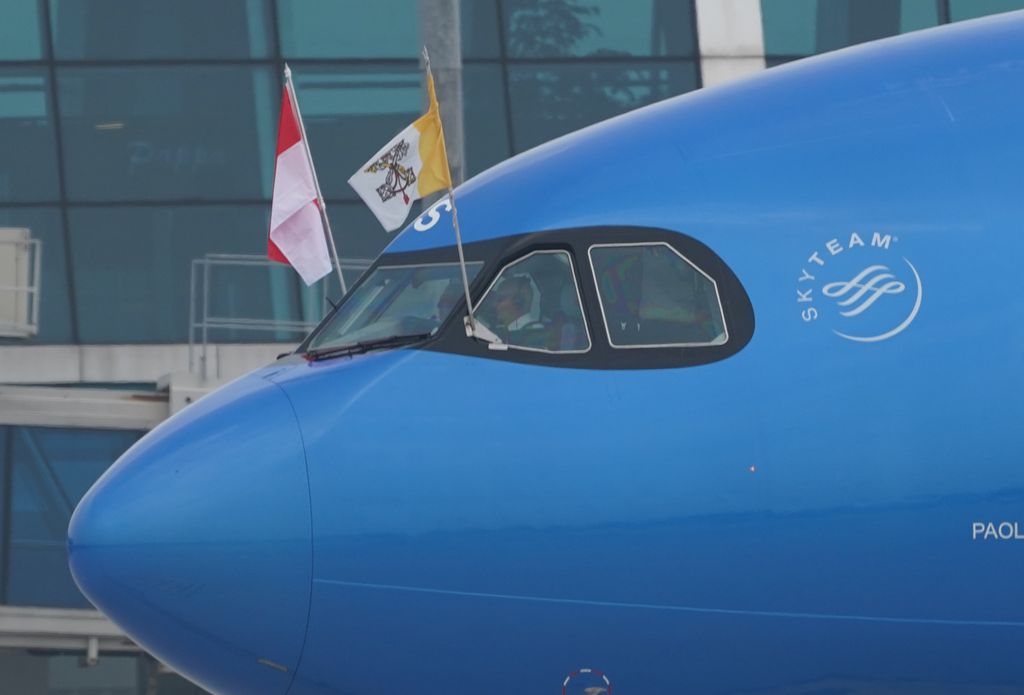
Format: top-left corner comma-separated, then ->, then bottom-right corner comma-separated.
298,225 -> 754,370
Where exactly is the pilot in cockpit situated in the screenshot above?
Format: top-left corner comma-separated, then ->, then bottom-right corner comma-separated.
488,275 -> 538,335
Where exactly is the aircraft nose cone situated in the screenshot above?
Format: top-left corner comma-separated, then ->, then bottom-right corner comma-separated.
68,375 -> 311,695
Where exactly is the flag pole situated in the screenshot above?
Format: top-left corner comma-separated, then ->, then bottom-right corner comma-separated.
283,63 -> 347,295
422,47 -> 476,333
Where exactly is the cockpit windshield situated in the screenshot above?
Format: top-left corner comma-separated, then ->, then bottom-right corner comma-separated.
306,261 -> 483,352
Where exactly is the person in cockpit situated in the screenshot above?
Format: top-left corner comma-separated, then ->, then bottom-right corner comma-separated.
478,275 -> 538,342
476,268 -> 589,353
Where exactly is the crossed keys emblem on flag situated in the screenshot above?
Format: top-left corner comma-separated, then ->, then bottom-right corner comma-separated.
348,57 -> 451,232
365,139 -> 418,204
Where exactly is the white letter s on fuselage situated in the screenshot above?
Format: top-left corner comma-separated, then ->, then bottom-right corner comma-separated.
414,197 -> 452,232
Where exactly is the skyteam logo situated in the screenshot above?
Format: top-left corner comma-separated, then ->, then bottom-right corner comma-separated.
797,232 -> 922,342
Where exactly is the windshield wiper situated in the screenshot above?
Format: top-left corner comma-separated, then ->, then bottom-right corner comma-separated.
304,332 -> 434,362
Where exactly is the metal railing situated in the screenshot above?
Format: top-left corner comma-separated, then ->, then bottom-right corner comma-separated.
188,254 -> 372,378
0,229 -> 41,339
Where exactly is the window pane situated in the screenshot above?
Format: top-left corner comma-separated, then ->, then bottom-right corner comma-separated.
291,65 -> 421,201
0,0 -> 44,60
949,0 -> 1024,20
57,66 -> 276,202
293,64 -> 509,199
462,0 -> 502,59
49,0 -> 273,59
308,261 -> 483,351
67,205 -> 337,344
0,207 -> 73,344
590,243 -> 726,347
278,0 -> 499,59
6,426 -> 143,608
464,64 -> 510,176
509,61 -> 698,151
0,69 -> 60,203
900,0 -> 943,31
325,201 -> 400,267
279,0 -> 416,58
761,0 -> 941,57
475,250 -> 590,353
503,0 -> 697,58
762,0 -> 816,55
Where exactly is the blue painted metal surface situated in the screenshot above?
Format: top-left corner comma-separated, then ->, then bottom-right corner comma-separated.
70,14 -> 1024,694
68,373 -> 313,694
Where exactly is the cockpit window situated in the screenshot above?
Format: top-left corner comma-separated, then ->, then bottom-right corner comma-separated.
307,261 -> 482,351
589,243 -> 727,348
473,250 -> 590,354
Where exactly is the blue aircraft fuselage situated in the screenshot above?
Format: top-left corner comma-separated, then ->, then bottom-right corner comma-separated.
69,13 -> 1024,695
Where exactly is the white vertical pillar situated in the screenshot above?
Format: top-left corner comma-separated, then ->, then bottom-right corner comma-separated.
695,0 -> 768,88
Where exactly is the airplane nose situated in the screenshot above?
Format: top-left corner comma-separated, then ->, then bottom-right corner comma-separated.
68,375 -> 311,695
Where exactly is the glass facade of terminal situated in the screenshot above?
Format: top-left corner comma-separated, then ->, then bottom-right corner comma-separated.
0,0 -> 701,346
0,426 -> 143,608
3,1 -> 1024,347
762,0 -> 1024,65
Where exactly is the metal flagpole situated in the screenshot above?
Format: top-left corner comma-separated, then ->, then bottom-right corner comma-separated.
283,63 -> 347,295
422,47 -> 476,333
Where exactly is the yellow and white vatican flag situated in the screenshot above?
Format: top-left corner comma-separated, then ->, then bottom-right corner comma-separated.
348,71 -> 452,232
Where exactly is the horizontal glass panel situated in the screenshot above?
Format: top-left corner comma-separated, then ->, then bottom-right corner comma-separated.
278,0 -> 499,59
503,0 -> 697,58
0,207 -> 73,344
0,69 -> 60,203
4,425 -> 143,608
0,0 -> 44,60
508,61 -> 699,151
66,205 -> 345,344
949,0 -> 1024,20
57,66 -> 276,202
49,0 -> 273,59
761,0 -> 941,57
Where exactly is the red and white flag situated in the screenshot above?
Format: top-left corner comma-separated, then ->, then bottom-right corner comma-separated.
267,85 -> 332,285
